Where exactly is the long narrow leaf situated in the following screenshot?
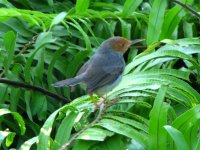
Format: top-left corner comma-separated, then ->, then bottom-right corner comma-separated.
53,111 -> 78,150
37,109 -> 60,150
122,0 -> 142,17
160,0 -> 194,39
125,50 -> 200,74
77,127 -> 114,141
19,137 -> 38,150
76,0 -> 89,14
147,0 -> 167,45
149,85 -> 168,150
3,31 -> 16,71
96,119 -> 147,148
164,125 -> 189,150
0,109 -> 25,135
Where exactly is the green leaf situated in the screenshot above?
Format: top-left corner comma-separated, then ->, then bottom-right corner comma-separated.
158,44 -> 200,55
184,120 -> 200,150
47,0 -> 53,6
24,91 -> 33,120
53,111 -> 78,149
110,71 -> 199,106
76,0 -> 89,14
73,140 -> 98,150
183,22 -> 194,38
6,132 -> 16,147
176,37 -> 200,46
92,2 -> 122,11
105,110 -> 149,125
172,104 -> 200,130
117,99 -> 152,109
0,0 -> 14,8
77,127 -> 114,141
47,44 -> 68,89
91,135 -> 125,150
3,30 -> 16,71
67,19 -> 92,50
147,0 -> 167,45
24,48 -> 43,83
50,12 -> 67,30
19,136 -> 38,150
37,105 -> 74,150
119,18 -> 131,39
0,130 -> 15,146
96,119 -> 147,148
125,50 -> 200,74
122,0 -> 142,17
10,88 -> 21,111
34,32 -> 55,50
149,85 -> 168,150
79,18 -> 100,46
195,138 -> 200,150
160,0 -> 194,39
171,104 -> 200,149
37,109 -> 60,150
4,18 -> 33,37
104,116 -> 148,133
164,125 -> 189,150
131,69 -> 190,81
0,109 -> 26,135
31,93 -> 47,118
34,48 -> 44,81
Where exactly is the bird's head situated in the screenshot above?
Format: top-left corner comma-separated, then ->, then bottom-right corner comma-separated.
102,36 -> 144,54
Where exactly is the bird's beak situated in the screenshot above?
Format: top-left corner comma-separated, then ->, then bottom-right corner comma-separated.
130,39 -> 145,46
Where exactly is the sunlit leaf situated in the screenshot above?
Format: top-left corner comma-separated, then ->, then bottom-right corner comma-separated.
164,125 -> 189,150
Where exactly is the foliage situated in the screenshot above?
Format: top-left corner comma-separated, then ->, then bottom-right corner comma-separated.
0,0 -> 199,150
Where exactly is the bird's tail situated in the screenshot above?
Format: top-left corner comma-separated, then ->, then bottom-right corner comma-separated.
52,77 -> 83,87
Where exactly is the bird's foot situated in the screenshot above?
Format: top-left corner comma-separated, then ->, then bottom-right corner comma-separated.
94,97 -> 106,108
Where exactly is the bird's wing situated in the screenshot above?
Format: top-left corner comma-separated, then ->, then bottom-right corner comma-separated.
77,60 -> 90,75
90,65 -> 124,91
86,53 -> 125,93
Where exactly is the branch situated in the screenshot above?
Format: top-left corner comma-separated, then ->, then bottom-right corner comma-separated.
18,34 -> 38,55
173,0 -> 200,18
0,78 -> 70,103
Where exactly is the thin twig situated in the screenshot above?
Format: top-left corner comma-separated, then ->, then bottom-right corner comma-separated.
0,78 -> 70,102
173,0 -> 200,18
18,34 -> 38,55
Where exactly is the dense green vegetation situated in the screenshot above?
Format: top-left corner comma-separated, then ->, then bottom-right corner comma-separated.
0,0 -> 199,149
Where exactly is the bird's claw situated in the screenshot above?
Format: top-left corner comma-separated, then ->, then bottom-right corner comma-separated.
94,97 -> 106,108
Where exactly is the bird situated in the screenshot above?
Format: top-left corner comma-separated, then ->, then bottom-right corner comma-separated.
52,36 -> 144,107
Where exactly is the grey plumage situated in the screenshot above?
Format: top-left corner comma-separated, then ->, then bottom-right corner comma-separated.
53,37 -> 144,97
